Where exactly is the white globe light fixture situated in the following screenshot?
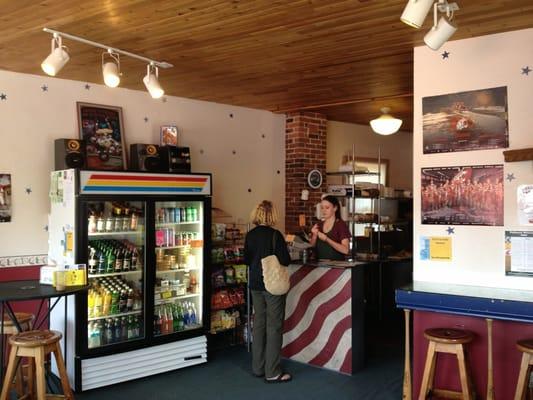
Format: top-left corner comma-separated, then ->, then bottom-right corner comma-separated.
41,34 -> 70,76
370,107 -> 403,135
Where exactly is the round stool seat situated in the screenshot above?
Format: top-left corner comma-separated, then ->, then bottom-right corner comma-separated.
424,327 -> 474,344
8,330 -> 62,348
516,338 -> 533,354
3,312 -> 34,327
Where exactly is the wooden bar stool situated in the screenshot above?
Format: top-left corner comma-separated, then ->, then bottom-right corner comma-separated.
514,339 -> 533,400
0,330 -> 74,400
418,328 -> 475,400
2,312 -> 35,397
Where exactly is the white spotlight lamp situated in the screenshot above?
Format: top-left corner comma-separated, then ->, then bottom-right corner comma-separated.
41,34 -> 70,76
424,1 -> 458,50
143,63 -> 164,99
102,50 -> 121,88
370,107 -> 403,135
400,0 -> 434,29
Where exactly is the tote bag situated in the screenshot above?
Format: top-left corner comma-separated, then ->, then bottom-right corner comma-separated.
261,231 -> 290,295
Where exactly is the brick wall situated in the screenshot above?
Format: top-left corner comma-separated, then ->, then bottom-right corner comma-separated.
285,112 -> 327,234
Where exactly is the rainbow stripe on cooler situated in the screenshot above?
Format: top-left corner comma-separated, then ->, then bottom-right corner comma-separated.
79,172 -> 211,195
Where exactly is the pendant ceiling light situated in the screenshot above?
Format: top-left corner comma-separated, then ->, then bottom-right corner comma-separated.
102,50 -> 121,88
143,64 -> 165,99
41,34 -> 70,76
370,108 -> 403,135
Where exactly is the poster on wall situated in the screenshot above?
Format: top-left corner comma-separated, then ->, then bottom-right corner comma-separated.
517,185 -> 533,226
0,174 -> 12,222
422,86 -> 508,154
505,231 -> 533,275
77,102 -> 127,170
160,125 -> 178,147
421,165 -> 503,226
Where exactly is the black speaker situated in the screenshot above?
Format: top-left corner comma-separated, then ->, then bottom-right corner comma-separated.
54,139 -> 86,170
129,144 -> 162,172
160,146 -> 191,173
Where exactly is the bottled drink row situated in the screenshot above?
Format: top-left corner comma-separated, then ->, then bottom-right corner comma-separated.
88,277 -> 142,318
88,315 -> 143,348
154,301 -> 199,335
156,205 -> 199,224
88,239 -> 142,275
155,229 -> 199,248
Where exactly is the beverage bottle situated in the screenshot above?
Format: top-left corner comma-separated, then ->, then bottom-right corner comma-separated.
135,316 -> 141,338
177,303 -> 185,331
186,206 -> 192,222
127,315 -> 135,339
110,290 -> 119,314
161,306 -> 168,335
180,207 -> 187,223
102,290 -> 112,316
119,289 -> 127,313
113,318 -> 122,342
192,206 -> 198,222
96,214 -> 105,232
88,290 -> 95,318
114,248 -> 123,273
190,303 -> 197,325
94,292 -> 103,317
156,307 -> 163,335
106,249 -> 115,274
126,289 -> 134,312
95,321 -> 103,347
131,247 -> 139,270
88,247 -> 97,274
183,302 -> 190,327
172,304 -> 180,332
175,207 -> 181,223
121,317 -> 128,340
130,212 -> 138,231
105,213 -> 114,232
97,251 -> 106,274
123,249 -> 131,271
88,322 -> 95,348
166,305 -> 174,333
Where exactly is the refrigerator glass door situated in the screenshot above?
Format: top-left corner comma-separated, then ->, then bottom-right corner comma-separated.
153,201 -> 204,336
86,201 -> 146,348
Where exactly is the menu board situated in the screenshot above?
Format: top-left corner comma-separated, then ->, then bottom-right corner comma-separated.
505,231 -> 533,275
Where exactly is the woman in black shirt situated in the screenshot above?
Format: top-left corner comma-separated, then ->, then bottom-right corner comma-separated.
244,200 -> 292,383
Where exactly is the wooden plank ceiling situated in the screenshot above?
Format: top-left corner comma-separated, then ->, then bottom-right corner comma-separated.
1,0 -> 532,130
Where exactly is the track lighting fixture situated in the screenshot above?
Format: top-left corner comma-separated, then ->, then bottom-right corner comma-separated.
400,1 -> 459,50
102,50 -> 121,88
41,34 -> 70,76
42,28 -> 173,97
424,1 -> 458,50
143,64 -> 165,99
370,107 -> 403,135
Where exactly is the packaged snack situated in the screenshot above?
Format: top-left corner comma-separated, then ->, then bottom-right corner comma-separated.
233,264 -> 247,283
223,247 -> 236,263
212,268 -> 226,288
224,266 -> 235,284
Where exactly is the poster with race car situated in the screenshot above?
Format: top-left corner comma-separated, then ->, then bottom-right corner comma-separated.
77,102 -> 127,170
421,164 -> 503,226
422,86 -> 508,154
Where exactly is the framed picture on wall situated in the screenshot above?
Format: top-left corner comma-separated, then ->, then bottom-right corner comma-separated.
77,102 -> 127,170
160,125 -> 178,147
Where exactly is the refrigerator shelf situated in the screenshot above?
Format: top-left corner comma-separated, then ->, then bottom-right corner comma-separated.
155,293 -> 200,305
156,221 -> 200,227
89,229 -> 143,237
88,270 -> 142,279
155,245 -> 189,250
156,267 -> 200,275
88,310 -> 142,321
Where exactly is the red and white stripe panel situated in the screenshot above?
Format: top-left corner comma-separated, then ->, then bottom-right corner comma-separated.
282,265 -> 353,374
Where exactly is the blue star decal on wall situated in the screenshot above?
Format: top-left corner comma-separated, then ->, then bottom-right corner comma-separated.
0,93 -> 6,100
441,51 -> 450,59
506,173 -> 515,182
162,97 -> 167,103
522,66 -> 531,76
85,83 -> 91,90
144,117 -> 149,122
446,227 -> 455,235
25,187 -> 32,194
41,84 -> 48,92
44,225 -> 49,232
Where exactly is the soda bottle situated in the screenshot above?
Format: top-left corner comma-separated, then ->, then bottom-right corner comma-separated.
102,289 -> 112,316
190,303 -> 197,325
130,213 -> 138,231
123,249 -> 131,271
88,322 -> 95,348
127,315 -> 135,339
88,290 -> 95,318
183,302 -> 190,328
172,304 -> 180,332
177,303 -> 184,331
126,289 -> 134,312
119,289 -> 127,313
155,306 -> 162,335
175,207 -> 181,223
106,249 -> 115,274
94,292 -> 103,318
192,207 -> 198,222
161,306 -> 168,335
110,290 -> 119,314
114,248 -> 123,273
166,305 -> 174,333
114,318 -> 122,342
97,251 -> 106,274
121,317 -> 128,340
88,247 -> 97,274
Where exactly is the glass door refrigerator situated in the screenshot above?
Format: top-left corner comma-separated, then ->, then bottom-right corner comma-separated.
49,169 -> 211,391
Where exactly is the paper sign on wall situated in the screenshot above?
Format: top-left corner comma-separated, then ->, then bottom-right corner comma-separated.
420,236 -> 452,261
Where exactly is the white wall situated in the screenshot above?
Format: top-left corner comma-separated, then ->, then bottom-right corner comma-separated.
327,120 -> 413,189
0,70 -> 285,260
413,28 -> 533,290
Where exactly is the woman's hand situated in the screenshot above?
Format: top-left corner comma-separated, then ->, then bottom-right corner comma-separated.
317,231 -> 327,241
311,224 -> 319,236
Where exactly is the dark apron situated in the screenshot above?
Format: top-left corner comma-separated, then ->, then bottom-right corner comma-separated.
315,235 -> 345,260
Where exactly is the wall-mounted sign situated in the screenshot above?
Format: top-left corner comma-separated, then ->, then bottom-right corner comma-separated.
307,169 -> 322,189
420,236 -> 452,261
505,231 -> 533,276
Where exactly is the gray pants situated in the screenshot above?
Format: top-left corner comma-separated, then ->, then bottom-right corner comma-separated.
251,290 -> 286,378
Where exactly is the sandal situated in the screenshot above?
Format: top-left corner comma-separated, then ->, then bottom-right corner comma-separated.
265,372 -> 292,383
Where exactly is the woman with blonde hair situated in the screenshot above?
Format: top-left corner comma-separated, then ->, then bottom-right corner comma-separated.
244,200 -> 292,383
